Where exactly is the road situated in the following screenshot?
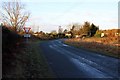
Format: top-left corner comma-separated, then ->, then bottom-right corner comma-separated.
40,39 -> 119,78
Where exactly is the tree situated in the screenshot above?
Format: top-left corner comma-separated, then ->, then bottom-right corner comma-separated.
82,21 -> 91,35
68,22 -> 99,38
1,1 -> 30,32
50,30 -> 58,38
94,30 -> 102,37
90,23 -> 99,37
72,23 -> 82,30
70,25 -> 75,38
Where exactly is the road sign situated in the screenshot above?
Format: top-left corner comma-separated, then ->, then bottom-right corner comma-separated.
23,27 -> 31,33
24,34 -> 31,38
23,27 -> 31,43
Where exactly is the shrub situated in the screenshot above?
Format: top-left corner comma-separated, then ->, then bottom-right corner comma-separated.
94,30 -> 102,38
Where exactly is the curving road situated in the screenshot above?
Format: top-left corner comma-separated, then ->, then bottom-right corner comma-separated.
40,39 -> 119,78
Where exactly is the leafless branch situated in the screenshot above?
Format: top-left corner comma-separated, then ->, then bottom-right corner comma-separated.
1,1 -> 30,32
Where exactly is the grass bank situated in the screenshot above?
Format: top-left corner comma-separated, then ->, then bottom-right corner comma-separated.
3,36 -> 55,78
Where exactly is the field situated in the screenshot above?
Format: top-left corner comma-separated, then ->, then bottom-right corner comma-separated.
64,37 -> 120,58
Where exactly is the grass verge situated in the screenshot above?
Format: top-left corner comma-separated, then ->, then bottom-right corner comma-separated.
22,40 -> 56,78
3,38 -> 55,78
64,38 -> 119,59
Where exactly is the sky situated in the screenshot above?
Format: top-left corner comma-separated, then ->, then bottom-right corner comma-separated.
0,0 -> 119,33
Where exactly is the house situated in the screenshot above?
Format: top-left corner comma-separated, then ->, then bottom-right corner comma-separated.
101,33 -> 104,37
33,33 -> 38,36
65,33 -> 71,38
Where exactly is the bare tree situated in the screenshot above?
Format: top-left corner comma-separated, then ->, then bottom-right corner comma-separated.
1,1 -> 30,32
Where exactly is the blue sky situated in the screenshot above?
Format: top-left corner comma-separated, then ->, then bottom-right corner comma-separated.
0,0 -> 119,32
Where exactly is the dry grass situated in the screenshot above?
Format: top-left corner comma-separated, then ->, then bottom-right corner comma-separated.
64,37 -> 120,58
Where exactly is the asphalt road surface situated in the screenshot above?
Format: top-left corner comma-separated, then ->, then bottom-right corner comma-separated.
40,39 -> 119,78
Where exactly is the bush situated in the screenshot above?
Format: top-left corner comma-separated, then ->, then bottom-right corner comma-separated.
94,30 -> 102,38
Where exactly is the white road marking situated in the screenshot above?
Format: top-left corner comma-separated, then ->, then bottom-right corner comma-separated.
49,45 -> 64,54
78,56 -> 98,66
98,54 -> 105,57
49,45 -> 54,48
62,44 -> 69,46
